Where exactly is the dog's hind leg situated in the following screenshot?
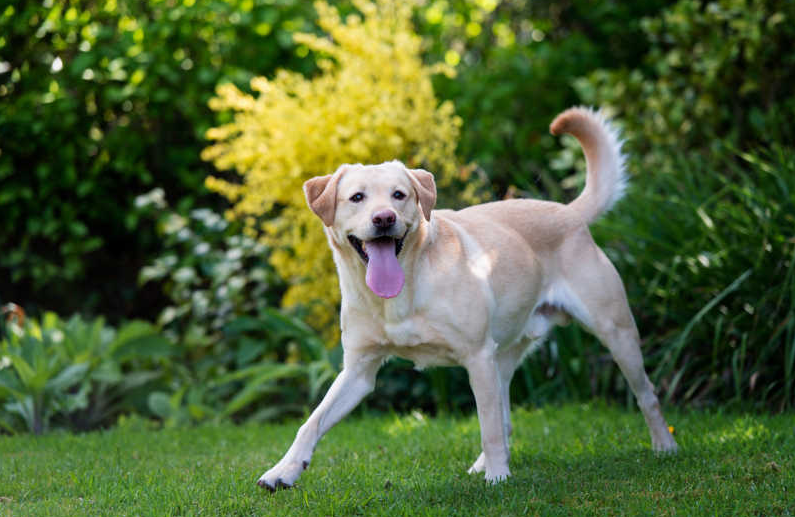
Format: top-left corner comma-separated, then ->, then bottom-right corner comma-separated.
596,320 -> 677,452
596,318 -> 677,452
561,243 -> 678,453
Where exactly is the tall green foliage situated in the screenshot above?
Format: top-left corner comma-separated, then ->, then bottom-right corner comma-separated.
3,0 -> 794,420
570,0 -> 795,409
593,148 -> 795,409
0,304 -> 337,434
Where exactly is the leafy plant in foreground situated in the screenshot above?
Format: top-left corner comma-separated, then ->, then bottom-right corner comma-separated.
0,313 -> 170,434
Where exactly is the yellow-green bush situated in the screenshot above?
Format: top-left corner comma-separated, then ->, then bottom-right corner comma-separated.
202,0 -> 469,336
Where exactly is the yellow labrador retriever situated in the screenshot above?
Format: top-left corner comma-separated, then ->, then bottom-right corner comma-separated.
257,107 -> 678,490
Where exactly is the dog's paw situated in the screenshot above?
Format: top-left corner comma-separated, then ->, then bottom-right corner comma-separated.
256,460 -> 309,492
651,425 -> 679,454
485,465 -> 511,484
652,434 -> 679,454
256,476 -> 292,492
467,452 -> 486,474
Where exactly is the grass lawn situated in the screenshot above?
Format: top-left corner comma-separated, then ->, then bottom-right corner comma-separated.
1,402 -> 792,516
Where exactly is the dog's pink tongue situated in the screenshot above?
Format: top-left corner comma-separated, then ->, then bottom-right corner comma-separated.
365,239 -> 404,298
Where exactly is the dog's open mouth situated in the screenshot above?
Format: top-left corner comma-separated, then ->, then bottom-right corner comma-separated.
347,235 -> 405,263
348,234 -> 406,298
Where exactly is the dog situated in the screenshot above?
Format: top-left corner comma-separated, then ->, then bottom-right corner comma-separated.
257,107 -> 678,490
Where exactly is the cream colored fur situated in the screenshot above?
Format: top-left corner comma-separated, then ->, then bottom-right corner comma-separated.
257,107 -> 678,491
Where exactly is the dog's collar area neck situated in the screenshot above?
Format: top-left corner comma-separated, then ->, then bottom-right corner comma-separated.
347,233 -> 406,264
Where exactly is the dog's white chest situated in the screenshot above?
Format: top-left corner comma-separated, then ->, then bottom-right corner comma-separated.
382,318 -> 458,368
379,309 -> 461,368
383,319 -> 424,347
380,295 -> 425,347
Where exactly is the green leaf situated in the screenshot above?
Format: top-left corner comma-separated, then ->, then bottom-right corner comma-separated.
91,361 -> 122,384
113,334 -> 174,362
222,316 -> 262,336
8,354 -> 40,391
147,391 -> 172,419
0,370 -> 24,399
47,363 -> 89,391
220,363 -> 305,417
4,397 -> 37,433
118,370 -> 162,390
209,362 -> 301,386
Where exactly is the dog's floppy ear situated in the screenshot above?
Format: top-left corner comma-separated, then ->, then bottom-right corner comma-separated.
407,168 -> 436,221
303,165 -> 348,227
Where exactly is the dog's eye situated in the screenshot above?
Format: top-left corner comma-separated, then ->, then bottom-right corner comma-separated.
392,190 -> 406,200
349,193 -> 364,203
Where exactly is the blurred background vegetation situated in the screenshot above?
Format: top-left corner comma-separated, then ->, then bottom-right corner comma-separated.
2,0 -> 794,434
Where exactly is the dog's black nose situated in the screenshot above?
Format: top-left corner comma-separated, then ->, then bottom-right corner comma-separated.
372,209 -> 396,228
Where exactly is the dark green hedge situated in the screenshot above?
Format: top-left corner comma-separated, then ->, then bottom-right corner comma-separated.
425,0 -> 676,198
0,0 -> 313,319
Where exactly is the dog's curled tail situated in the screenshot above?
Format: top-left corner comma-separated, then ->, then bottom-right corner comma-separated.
549,107 -> 627,225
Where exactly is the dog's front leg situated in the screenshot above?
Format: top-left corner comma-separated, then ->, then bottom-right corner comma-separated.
464,346 -> 511,483
257,350 -> 382,491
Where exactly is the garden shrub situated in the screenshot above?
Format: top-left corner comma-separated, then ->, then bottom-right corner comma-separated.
0,276 -> 336,434
0,185 -> 339,434
143,309 -> 337,427
136,189 -> 284,347
202,0 -> 476,336
0,0 -> 314,320
575,0 -> 795,174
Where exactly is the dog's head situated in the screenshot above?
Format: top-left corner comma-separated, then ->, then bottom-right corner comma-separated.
303,160 -> 436,299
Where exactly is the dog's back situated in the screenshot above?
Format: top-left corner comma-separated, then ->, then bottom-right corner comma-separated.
435,107 -> 627,267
